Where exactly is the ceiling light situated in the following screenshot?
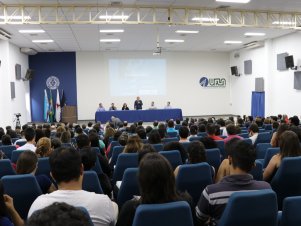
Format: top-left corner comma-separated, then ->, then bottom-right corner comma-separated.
216,0 -> 251,3
99,29 -> 124,33
272,21 -> 296,25
100,39 -> 121,42
191,17 -> 220,22
32,40 -> 54,43
224,40 -> 242,44
165,39 -> 184,43
244,32 -> 266,36
19,29 -> 45,33
99,15 -> 129,20
176,30 -> 199,34
0,16 -> 31,20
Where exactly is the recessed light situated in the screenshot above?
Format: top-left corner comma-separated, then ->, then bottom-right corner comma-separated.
19,29 -> 45,33
99,15 -> 129,20
0,16 -> 31,20
99,29 -> 124,33
32,40 -> 54,43
224,40 -> 242,44
244,32 -> 266,36
100,39 -> 121,42
191,17 -> 220,22
165,39 -> 184,43
272,21 -> 296,25
216,0 -> 250,3
176,30 -> 199,34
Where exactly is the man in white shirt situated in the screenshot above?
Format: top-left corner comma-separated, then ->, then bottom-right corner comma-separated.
28,147 -> 118,226
164,101 -> 172,109
248,123 -> 259,145
17,127 -> 36,152
149,101 -> 157,110
97,103 -> 106,112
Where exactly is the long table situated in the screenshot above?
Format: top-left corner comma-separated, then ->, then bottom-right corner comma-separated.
95,109 -> 183,123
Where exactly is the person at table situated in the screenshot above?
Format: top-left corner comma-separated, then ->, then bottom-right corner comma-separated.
109,103 -> 117,111
122,103 -> 129,110
149,101 -> 157,110
164,101 -> 172,109
134,96 -> 143,110
97,103 -> 105,112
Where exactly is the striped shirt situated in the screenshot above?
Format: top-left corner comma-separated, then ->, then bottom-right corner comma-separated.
196,174 -> 271,226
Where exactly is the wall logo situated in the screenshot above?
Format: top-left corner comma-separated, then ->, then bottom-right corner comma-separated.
46,76 -> 60,90
199,77 -> 226,88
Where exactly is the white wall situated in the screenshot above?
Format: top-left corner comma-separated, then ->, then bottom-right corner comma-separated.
230,32 -> 301,117
0,40 -> 30,127
76,51 -> 231,120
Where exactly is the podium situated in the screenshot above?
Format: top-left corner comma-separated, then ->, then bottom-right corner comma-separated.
62,106 -> 77,124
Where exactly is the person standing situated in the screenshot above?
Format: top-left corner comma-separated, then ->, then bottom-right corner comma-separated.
134,96 -> 143,110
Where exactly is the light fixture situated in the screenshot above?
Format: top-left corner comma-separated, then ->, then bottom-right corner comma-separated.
19,29 -> 45,33
100,39 -> 121,42
272,21 -> 296,25
191,17 -> 220,22
99,15 -> 129,20
244,32 -> 266,36
32,40 -> 54,43
0,16 -> 31,20
176,30 -> 199,34
216,0 -> 250,3
224,40 -> 242,44
165,39 -> 184,43
99,29 -> 124,33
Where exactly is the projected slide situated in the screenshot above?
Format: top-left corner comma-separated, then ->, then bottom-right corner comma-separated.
109,59 -> 166,96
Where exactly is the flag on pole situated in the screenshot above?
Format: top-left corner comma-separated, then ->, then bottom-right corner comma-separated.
61,89 -> 66,107
43,89 -> 49,122
48,89 -> 54,123
55,89 -> 61,122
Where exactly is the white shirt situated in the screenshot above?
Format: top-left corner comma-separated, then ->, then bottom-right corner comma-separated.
17,143 -> 36,152
249,133 -> 259,145
28,190 -> 118,226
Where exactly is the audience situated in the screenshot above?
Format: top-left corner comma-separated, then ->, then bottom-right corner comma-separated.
17,127 -> 36,152
35,137 -> 52,157
248,123 -> 259,145
223,124 -> 243,144
270,123 -> 290,147
206,124 -> 223,141
123,135 -> 143,153
178,126 -> 189,142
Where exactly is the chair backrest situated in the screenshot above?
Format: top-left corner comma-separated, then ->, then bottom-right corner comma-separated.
91,157 -> 103,174
249,160 -> 263,180
188,136 -> 202,142
263,124 -> 273,131
151,143 -> 163,152
113,153 -> 138,183
205,148 -> 221,170
11,150 -> 25,163
255,132 -> 272,146
90,146 -> 100,154
15,141 -> 26,146
256,143 -> 272,159
77,206 -> 94,226
159,150 -> 182,170
162,137 -> 179,144
271,156 -> 301,210
35,157 -> 50,177
108,141 -> 121,158
11,138 -> 19,143
0,159 -> 16,178
181,142 -> 190,151
167,131 -> 178,138
243,138 -> 253,145
117,168 -> 140,208
280,196 -> 301,226
82,171 -> 103,194
176,163 -> 213,205
238,133 -> 249,139
263,147 -> 280,168
61,143 -> 72,147
218,189 -> 278,226
215,140 -> 226,159
197,132 -> 208,137
0,145 -> 16,159
109,146 -> 125,168
132,201 -> 194,226
2,174 -> 42,219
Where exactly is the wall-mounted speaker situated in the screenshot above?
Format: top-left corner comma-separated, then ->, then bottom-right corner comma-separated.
15,64 -> 21,80
24,69 -> 34,81
255,77 -> 264,92
244,60 -> 252,75
10,82 -> 15,99
277,53 -> 289,71
294,71 -> 301,90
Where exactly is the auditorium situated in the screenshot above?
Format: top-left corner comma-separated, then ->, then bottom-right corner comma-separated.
0,0 -> 301,225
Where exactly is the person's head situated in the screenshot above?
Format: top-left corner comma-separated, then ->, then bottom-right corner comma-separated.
272,121 -> 279,130
137,96 -> 140,100
118,132 -> 128,146
279,131 -> 301,158
51,138 -> 62,150
189,125 -> 198,136
60,131 -> 71,143
79,147 -> 97,171
16,151 -> 38,174
206,124 -> 216,135
148,130 -> 161,144
199,137 -> 217,149
179,126 -> 189,139
49,147 -> 83,185
24,127 -> 36,142
123,103 -> 127,107
1,134 -> 12,145
88,132 -> 100,148
290,116 -> 300,126
124,135 -> 143,153
139,152 -> 178,204
99,103 -> 103,108
26,202 -> 92,226
167,120 -> 174,128
198,124 -> 206,132
87,122 -> 93,128
158,128 -> 167,139
163,141 -> 185,154
36,137 -> 52,158
111,103 -> 115,107
138,144 -> 156,163
151,101 -> 155,106
136,128 -> 146,140
76,134 -> 90,149
187,141 -> 206,164
237,117 -> 244,126
128,124 -> 136,134
167,101 -> 170,106
226,124 -> 237,135
153,121 -> 158,127
248,123 -> 259,135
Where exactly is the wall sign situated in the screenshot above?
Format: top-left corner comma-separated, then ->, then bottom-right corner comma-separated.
46,76 -> 60,90
199,77 -> 226,88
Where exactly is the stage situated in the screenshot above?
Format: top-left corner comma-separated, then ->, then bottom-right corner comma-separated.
95,109 -> 183,123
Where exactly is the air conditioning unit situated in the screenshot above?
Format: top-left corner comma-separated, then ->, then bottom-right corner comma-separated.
242,41 -> 264,50
20,47 -> 38,55
0,29 -> 11,40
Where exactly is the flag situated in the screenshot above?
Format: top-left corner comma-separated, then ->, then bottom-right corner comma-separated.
61,89 -> 66,107
48,89 -> 54,123
43,89 -> 49,122
55,89 -> 61,122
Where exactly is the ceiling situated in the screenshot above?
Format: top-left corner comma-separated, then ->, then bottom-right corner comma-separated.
0,0 -> 300,52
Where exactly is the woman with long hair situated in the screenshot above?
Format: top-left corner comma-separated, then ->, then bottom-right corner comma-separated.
35,137 -> 52,158
123,135 -> 143,153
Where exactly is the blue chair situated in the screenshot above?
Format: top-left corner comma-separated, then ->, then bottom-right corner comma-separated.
263,124 -> 273,131
0,141 -> 2,146
108,141 -> 121,158
91,157 -> 103,174
0,145 -> 16,159
205,148 -> 221,170
255,132 -> 272,146
77,207 -> 94,226
181,142 -> 190,151
278,196 -> 301,226
256,143 -> 272,159
61,143 -> 72,147
82,171 -> 103,194
189,136 -> 202,142
218,190 -> 278,226
35,157 -> 50,177
259,128 -> 266,133
238,133 -> 249,139
151,143 -> 163,152
113,153 -> 138,184
159,150 -> 182,169
162,137 -> 179,144
11,150 -> 25,164
271,157 -> 301,210
117,168 -> 140,208
167,131 -> 178,138
243,138 -> 253,145
0,159 -> 16,178
11,138 -> 19,143
15,141 -> 26,146
2,174 -> 42,219
197,132 -> 208,137
132,201 -> 194,226
215,140 -> 226,159
109,146 -> 124,168
258,147 -> 280,169
249,160 -> 263,180
176,163 -> 213,205
91,147 -> 100,154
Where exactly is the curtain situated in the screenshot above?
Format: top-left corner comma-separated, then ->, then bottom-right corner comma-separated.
251,92 -> 265,118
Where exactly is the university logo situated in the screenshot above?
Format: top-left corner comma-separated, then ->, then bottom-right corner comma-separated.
46,76 -> 60,90
199,77 -> 226,88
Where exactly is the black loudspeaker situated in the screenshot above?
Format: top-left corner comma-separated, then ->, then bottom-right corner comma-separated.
285,55 -> 294,69
24,69 -> 34,81
255,77 -> 264,92
10,82 -> 15,99
231,66 -> 238,76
